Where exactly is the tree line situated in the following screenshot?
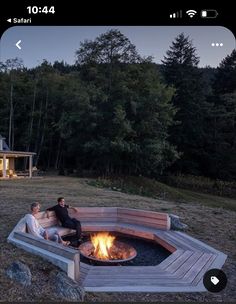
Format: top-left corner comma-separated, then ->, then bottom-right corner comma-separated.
0,30 -> 235,181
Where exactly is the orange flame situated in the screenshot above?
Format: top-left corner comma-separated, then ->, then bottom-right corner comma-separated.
91,232 -> 116,259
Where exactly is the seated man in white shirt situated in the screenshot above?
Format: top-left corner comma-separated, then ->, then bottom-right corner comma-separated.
25,202 -> 69,246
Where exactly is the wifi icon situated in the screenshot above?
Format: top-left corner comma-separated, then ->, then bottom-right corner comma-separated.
186,10 -> 197,18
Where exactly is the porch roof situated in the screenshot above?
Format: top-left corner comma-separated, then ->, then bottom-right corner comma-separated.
0,151 -> 36,158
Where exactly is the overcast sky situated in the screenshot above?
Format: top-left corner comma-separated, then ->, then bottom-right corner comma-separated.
0,26 -> 235,68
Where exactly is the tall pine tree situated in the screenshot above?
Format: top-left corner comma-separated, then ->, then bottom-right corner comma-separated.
162,33 -> 211,175
207,50 -> 236,180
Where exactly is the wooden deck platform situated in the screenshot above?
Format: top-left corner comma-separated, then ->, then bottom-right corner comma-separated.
79,226 -> 226,292
8,207 -> 227,293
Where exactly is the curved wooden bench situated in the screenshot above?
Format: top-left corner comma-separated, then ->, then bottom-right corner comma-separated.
38,207 -> 171,235
7,216 -> 79,281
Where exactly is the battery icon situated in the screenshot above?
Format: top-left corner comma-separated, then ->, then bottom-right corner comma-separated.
201,9 -> 218,18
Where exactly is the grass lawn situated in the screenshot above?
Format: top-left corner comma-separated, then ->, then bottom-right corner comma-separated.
0,176 -> 235,302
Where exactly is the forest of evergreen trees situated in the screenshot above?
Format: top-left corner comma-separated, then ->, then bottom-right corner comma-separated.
0,30 -> 235,181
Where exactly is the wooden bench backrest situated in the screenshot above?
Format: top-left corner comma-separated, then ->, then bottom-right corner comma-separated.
69,207 -> 118,223
36,207 -> 118,227
117,208 -> 169,230
35,207 -> 170,230
35,211 -> 59,228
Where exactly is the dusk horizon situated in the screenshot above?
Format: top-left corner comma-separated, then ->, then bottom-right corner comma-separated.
1,26 -> 235,68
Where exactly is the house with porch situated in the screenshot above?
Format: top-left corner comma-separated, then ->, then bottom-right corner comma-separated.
0,135 -> 36,178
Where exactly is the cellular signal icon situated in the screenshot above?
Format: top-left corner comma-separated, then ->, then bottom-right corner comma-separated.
186,10 -> 197,18
170,11 -> 182,18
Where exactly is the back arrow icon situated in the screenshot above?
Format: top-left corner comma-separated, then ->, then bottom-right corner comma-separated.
16,40 -> 22,50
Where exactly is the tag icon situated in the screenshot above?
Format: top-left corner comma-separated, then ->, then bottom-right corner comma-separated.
203,269 -> 227,292
210,276 -> 219,285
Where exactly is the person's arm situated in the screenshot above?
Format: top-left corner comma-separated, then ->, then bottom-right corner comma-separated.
43,230 -> 49,240
46,206 -> 55,218
46,206 -> 55,212
46,210 -> 50,219
67,204 -> 78,212
26,215 -> 45,239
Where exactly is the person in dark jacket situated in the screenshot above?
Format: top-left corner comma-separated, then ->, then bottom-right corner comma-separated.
46,197 -> 82,241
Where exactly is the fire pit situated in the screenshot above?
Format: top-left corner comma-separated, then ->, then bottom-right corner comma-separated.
79,232 -> 137,263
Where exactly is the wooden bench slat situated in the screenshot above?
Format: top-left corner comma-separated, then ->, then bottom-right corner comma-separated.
117,208 -> 168,219
86,274 -> 176,280
174,251 -> 204,277
154,233 -> 177,252
117,217 -> 168,229
117,219 -> 168,227
75,216 -> 117,222
159,249 -> 185,270
35,211 -> 56,220
86,267 -> 176,277
71,211 -> 118,216
73,207 -> 118,213
80,262 -> 92,270
39,219 -> 59,227
160,231 -> 199,251
87,266 -> 172,273
154,230 -> 183,249
191,254 -> 217,284
117,214 -> 168,222
115,224 -> 154,240
182,253 -> 214,282
165,251 -> 193,273
83,277 -> 190,287
169,231 -> 213,253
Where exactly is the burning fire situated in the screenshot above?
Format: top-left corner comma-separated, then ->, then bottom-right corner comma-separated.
90,232 -> 116,260
79,232 -> 137,262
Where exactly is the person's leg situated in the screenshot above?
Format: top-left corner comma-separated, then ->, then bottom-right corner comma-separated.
63,218 -> 81,239
62,219 -> 76,229
47,228 -> 57,239
49,234 -> 59,243
47,228 -> 63,243
71,218 -> 82,239
71,218 -> 81,239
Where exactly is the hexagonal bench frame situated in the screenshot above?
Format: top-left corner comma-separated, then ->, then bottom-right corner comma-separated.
8,207 -> 227,292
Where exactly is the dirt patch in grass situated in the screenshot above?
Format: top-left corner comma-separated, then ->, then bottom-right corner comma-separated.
0,176 -> 235,302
